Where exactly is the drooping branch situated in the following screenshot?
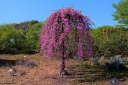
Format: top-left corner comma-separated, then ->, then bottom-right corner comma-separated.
40,7 -> 93,61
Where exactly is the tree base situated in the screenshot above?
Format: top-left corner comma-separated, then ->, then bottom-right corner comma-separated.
60,70 -> 70,77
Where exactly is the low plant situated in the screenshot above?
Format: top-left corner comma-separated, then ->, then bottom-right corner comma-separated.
105,55 -> 128,70
89,56 -> 105,65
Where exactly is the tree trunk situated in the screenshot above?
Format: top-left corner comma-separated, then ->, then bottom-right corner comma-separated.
60,38 -> 65,71
60,24 -> 65,71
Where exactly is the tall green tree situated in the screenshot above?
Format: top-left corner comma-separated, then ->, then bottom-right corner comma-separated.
112,0 -> 128,27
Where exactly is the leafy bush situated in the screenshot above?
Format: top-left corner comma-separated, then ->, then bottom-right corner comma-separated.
0,21 -> 43,54
91,25 -> 128,57
105,55 -> 128,70
23,22 -> 42,53
0,24 -> 24,53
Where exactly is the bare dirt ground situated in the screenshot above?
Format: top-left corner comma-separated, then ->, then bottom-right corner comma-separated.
0,53 -> 128,85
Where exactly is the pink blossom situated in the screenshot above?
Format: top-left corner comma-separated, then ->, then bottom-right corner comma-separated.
40,7 -> 93,60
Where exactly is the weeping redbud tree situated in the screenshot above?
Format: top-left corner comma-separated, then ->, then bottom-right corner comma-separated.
40,7 -> 93,73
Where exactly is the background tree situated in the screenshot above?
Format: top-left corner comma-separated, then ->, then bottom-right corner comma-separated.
91,25 -> 128,58
0,21 -> 43,54
24,22 -> 42,53
40,7 -> 93,74
112,0 -> 128,27
0,24 -> 24,53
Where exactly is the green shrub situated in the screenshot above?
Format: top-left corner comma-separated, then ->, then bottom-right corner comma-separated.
91,26 -> 128,57
0,21 -> 43,54
0,24 -> 24,53
105,55 -> 128,70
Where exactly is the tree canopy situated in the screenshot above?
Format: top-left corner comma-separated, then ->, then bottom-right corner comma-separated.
40,7 -> 93,72
40,7 -> 93,59
112,0 -> 128,27
0,21 -> 43,54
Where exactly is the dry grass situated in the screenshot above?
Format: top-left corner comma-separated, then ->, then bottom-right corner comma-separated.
0,53 -> 128,85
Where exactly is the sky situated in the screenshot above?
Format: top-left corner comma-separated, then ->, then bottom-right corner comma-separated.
0,0 -> 120,28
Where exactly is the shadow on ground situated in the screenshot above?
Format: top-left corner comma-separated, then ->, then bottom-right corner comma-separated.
65,62 -> 128,84
0,59 -> 16,67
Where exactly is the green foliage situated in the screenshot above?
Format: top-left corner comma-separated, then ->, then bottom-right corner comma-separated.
91,26 -> 111,57
105,55 -> 128,70
111,55 -> 128,65
0,24 -> 24,53
112,0 -> 128,26
0,21 -> 43,54
91,25 -> 128,57
107,32 -> 128,55
24,22 -> 42,53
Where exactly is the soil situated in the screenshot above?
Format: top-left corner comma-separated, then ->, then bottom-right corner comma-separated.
0,53 -> 128,85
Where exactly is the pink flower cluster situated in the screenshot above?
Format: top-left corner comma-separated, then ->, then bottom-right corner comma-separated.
40,7 -> 93,59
